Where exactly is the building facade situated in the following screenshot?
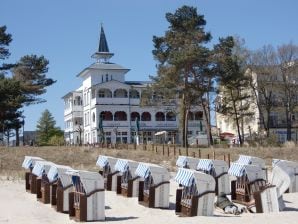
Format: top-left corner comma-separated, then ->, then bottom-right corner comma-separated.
62,26 -> 206,145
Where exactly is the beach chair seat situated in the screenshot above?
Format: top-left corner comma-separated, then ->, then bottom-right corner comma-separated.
175,168 -> 215,217
96,155 -> 118,191
253,185 -> 279,213
176,156 -> 201,169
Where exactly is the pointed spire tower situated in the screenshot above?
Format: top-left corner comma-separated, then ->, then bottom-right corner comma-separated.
92,24 -> 114,63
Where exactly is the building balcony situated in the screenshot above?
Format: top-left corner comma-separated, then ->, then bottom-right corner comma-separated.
91,97 -> 141,106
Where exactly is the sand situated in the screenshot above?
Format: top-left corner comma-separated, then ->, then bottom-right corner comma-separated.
1,178 -> 298,224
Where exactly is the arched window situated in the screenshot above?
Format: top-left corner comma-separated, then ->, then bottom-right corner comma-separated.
105,74 -> 109,82
114,89 -> 128,98
194,111 -> 203,120
166,112 -> 176,121
100,111 -> 113,121
131,112 -> 140,121
155,112 -> 165,121
129,89 -> 140,98
92,112 -> 95,122
141,112 -> 151,121
114,111 -> 127,121
98,88 -> 112,98
188,111 -> 194,121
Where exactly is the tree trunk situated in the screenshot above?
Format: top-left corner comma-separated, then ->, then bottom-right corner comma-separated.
15,127 -> 20,146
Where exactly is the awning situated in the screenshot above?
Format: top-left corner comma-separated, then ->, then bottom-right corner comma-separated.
47,165 -> 72,183
237,155 -> 252,165
135,163 -> 150,178
175,168 -> 195,187
197,159 -> 213,172
96,155 -> 109,168
228,163 -> 245,177
272,159 -> 281,167
114,159 -> 129,173
155,131 -> 167,136
22,156 -> 44,169
176,156 -> 187,167
47,166 -> 59,182
32,161 -> 54,177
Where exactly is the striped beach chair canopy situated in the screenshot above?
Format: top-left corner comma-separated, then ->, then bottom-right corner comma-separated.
114,159 -> 139,176
272,159 -> 298,170
176,156 -> 201,169
228,163 -> 265,182
47,164 -> 72,186
66,170 -> 104,195
22,156 -> 44,169
236,155 -> 265,168
135,162 -> 169,183
32,160 -> 55,177
96,155 -> 118,172
175,168 -> 215,192
196,159 -> 229,176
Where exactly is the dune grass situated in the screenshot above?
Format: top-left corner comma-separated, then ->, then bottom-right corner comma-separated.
0,144 -> 297,180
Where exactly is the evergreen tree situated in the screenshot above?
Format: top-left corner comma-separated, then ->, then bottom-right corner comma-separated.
36,109 -> 63,145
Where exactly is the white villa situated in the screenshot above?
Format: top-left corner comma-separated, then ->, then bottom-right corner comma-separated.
62,26 -> 206,145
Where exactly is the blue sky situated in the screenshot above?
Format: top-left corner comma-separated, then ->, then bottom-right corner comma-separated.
1,0 -> 298,131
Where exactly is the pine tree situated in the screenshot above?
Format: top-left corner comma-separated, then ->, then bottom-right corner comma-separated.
36,109 -> 63,145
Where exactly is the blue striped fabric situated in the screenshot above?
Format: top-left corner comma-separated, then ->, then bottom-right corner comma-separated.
47,166 -> 58,182
197,159 -> 213,172
32,162 -> 45,177
135,163 -> 150,178
114,159 -> 129,173
175,168 -> 194,187
176,156 -> 187,167
96,156 -> 108,168
228,163 -> 245,177
237,155 -> 252,165
272,159 -> 281,167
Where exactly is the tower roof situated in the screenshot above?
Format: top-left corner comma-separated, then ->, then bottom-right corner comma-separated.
92,24 -> 114,62
98,26 -> 109,53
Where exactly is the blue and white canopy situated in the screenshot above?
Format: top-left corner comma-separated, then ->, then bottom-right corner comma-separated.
96,155 -> 109,168
32,161 -> 55,177
176,156 -> 200,169
135,162 -> 169,183
236,155 -> 265,168
66,169 -> 104,195
22,156 -> 44,169
47,164 -> 72,184
228,162 -> 265,182
175,168 -> 215,193
114,159 -> 129,173
197,159 -> 213,172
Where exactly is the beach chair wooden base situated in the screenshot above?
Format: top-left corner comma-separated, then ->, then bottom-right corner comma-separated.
40,182 -> 50,204
116,176 -> 122,194
51,183 -> 57,206
106,172 -> 119,191
253,185 -> 279,213
138,181 -> 170,208
29,174 -> 37,194
25,172 -> 30,191
56,185 -> 72,213
176,189 -> 215,217
36,178 -> 42,199
69,190 -> 105,222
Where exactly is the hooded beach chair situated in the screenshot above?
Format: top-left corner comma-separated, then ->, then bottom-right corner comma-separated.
176,156 -> 200,169
136,162 -> 170,208
272,159 -> 298,193
228,163 -> 278,213
31,160 -> 55,203
114,159 -> 140,197
196,159 -> 230,195
47,164 -> 72,212
67,170 -> 105,222
96,155 -> 119,191
235,155 -> 267,180
22,156 -> 44,193
174,168 -> 215,216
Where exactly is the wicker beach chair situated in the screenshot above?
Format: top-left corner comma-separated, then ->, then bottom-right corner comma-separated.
96,155 -> 119,191
67,170 -> 105,222
114,159 -> 139,197
47,164 -> 72,212
196,159 -> 230,195
31,160 -> 55,202
176,156 -> 201,169
136,162 -> 170,208
175,168 -> 215,217
235,155 -> 267,180
22,156 -> 44,193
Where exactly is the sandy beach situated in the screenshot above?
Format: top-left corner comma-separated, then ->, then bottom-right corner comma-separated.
1,177 -> 298,224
